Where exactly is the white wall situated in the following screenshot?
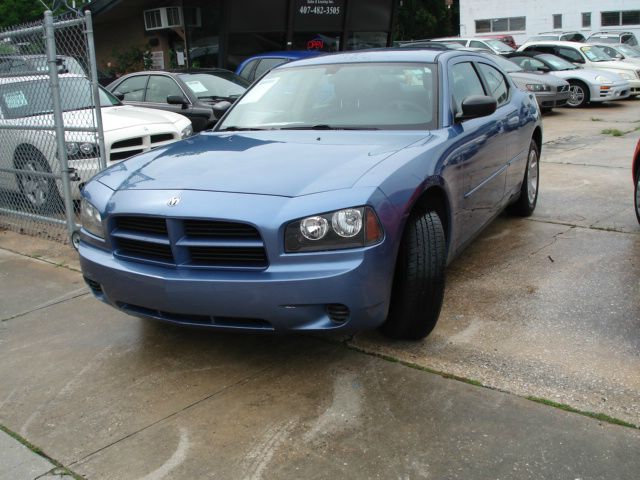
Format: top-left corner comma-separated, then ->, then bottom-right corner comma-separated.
459,0 -> 640,45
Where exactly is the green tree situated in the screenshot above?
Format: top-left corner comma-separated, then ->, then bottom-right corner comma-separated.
394,0 -> 459,41
0,0 -> 92,28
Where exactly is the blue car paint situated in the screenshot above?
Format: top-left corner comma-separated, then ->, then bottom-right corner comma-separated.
79,49 -> 541,333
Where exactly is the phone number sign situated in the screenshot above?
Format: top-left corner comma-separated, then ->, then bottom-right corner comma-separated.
295,0 -> 344,30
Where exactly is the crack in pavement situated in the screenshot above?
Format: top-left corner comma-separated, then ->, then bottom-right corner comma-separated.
525,217 -> 639,235
1,290 -> 90,323
67,364 -> 276,468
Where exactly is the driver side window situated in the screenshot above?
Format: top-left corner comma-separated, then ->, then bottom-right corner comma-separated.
450,62 -> 485,114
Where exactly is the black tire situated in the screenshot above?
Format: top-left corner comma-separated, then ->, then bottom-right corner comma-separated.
635,166 -> 640,225
14,147 -> 62,214
509,139 -> 539,217
380,210 -> 446,340
566,80 -> 590,108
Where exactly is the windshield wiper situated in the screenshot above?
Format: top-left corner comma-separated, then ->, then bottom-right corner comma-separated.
279,124 -> 379,130
219,126 -> 270,131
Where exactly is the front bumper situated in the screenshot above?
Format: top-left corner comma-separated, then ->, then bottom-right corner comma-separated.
534,89 -> 570,109
78,187 -> 399,333
590,81 -> 632,102
80,239 -> 392,333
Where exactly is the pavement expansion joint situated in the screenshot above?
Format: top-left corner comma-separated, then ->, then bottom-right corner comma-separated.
67,363 -> 275,468
524,217 -> 639,235
1,291 -> 90,323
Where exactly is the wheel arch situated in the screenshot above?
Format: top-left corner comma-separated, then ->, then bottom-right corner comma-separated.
408,184 -> 451,255
532,126 -> 542,156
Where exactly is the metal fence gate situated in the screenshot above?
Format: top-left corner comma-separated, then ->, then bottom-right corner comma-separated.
0,10 -> 105,246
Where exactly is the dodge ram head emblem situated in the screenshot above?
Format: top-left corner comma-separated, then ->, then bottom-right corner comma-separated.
167,196 -> 181,207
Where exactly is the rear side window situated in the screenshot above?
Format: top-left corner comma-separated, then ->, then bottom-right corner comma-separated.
113,75 -> 148,101
477,63 -> 509,106
254,58 -> 288,80
450,62 -> 485,113
238,59 -> 258,80
556,47 -> 584,63
469,40 -> 490,50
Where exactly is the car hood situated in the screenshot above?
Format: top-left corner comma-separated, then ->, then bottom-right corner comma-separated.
585,60 -> 639,71
550,68 -> 627,84
95,130 -> 430,197
509,71 -> 568,87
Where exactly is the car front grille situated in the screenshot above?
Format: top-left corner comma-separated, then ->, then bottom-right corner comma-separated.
110,216 -> 268,269
108,132 -> 179,162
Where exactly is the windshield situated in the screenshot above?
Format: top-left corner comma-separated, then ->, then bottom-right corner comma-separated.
537,53 -> 578,70
490,55 -> 522,72
179,72 -> 248,99
0,76 -> 118,119
485,40 -> 515,52
581,45 -> 613,62
218,62 -> 438,131
617,45 -> 640,58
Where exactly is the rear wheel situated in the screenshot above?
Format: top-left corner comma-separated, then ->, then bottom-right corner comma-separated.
566,81 -> 589,108
380,210 -> 446,340
635,166 -> 640,225
509,140 -> 539,217
15,149 -> 62,214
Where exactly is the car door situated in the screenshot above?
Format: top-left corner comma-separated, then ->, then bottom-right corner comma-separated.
448,60 -> 508,242
111,75 -> 149,107
144,74 -> 190,115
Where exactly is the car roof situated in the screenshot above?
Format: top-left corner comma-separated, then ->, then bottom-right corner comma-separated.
274,48 -> 487,69
521,40 -> 588,47
244,50 -> 324,60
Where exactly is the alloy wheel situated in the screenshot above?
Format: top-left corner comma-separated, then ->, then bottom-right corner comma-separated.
527,147 -> 539,205
567,85 -> 585,107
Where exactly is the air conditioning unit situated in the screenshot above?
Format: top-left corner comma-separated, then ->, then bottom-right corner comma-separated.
143,7 -> 182,31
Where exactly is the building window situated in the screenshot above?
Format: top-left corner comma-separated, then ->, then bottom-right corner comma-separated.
582,12 -> 591,28
553,14 -> 562,29
474,16 -> 525,33
601,10 -> 640,26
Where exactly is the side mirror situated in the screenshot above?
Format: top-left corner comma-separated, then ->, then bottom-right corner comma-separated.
457,95 -> 497,121
212,100 -> 232,120
539,66 -> 551,73
167,95 -> 189,107
114,91 -> 125,101
615,53 -> 624,60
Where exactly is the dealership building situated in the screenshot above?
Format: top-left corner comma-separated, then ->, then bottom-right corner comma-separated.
459,0 -> 640,44
88,0 -> 398,72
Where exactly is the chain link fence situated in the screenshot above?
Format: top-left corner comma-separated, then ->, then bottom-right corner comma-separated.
0,10 -> 105,246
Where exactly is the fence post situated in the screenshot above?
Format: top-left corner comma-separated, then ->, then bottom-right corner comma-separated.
84,10 -> 107,171
44,10 -> 77,244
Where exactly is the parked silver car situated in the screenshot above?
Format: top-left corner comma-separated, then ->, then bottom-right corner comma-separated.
485,54 -> 570,111
507,52 -> 630,107
432,37 -> 515,55
589,43 -> 640,66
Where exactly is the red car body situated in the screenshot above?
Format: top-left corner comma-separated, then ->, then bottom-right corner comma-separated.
634,138 -> 640,223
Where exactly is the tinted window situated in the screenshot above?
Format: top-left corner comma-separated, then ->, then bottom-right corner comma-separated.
511,56 -> 546,71
179,73 -> 247,99
556,47 -> 584,63
450,62 -> 485,113
113,75 -> 148,101
478,63 -> 508,106
469,40 -> 490,50
238,59 -> 259,80
254,58 -> 288,80
145,75 -> 183,103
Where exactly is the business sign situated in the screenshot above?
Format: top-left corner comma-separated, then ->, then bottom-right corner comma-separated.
295,0 -> 345,30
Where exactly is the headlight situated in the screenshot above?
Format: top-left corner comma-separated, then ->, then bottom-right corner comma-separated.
525,84 -> 551,92
181,125 -> 193,139
80,198 -> 104,239
285,206 -> 383,252
595,75 -> 613,84
617,71 -> 634,80
66,142 -> 98,160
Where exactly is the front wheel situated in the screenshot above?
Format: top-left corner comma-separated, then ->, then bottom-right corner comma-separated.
15,150 -> 62,214
509,140 -> 540,217
566,81 -> 590,108
635,167 -> 640,225
380,210 -> 446,340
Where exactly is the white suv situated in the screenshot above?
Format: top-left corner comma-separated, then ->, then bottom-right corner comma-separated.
0,74 -> 192,212
518,41 -> 640,96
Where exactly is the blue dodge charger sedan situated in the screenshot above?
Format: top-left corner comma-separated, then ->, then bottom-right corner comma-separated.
79,49 -> 541,340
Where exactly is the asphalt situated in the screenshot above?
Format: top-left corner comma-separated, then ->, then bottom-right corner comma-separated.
1,99 -> 640,479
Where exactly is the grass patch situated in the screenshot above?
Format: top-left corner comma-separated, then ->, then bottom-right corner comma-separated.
526,397 -> 638,429
0,424 -> 85,479
601,128 -> 625,137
